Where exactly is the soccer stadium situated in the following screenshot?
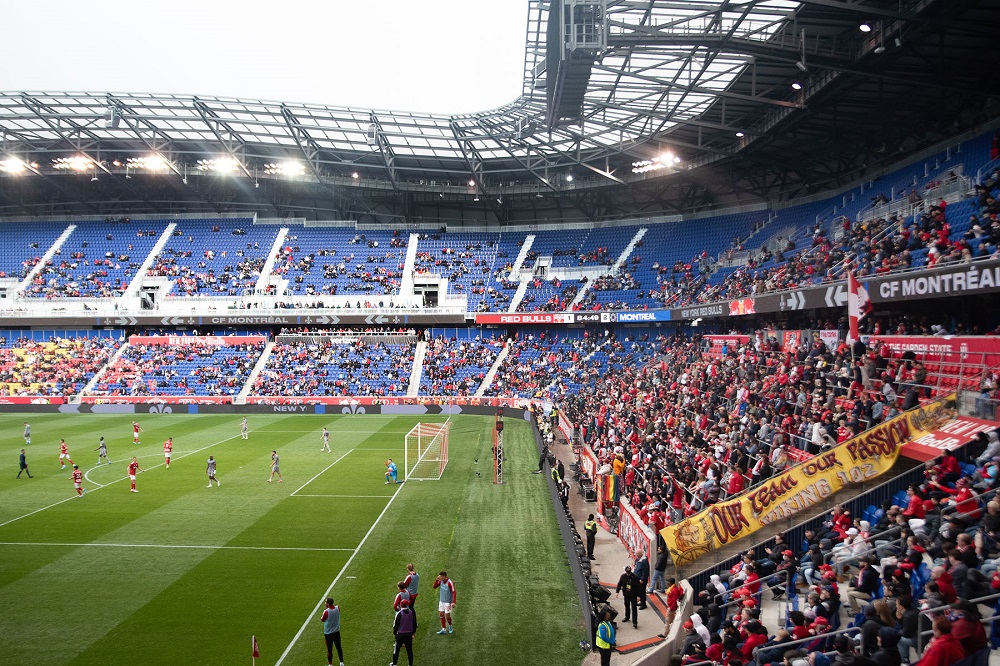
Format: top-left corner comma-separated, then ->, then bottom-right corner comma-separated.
2,0 -> 1000,665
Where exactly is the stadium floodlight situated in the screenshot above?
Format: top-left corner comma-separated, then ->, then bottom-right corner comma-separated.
467,179 -> 476,187
565,174 -> 574,182
0,157 -> 27,173
126,155 -> 170,172
859,22 -> 872,33
791,81 -> 803,90
351,172 -> 360,179
735,131 -> 745,138
263,160 -> 305,177
196,157 -> 240,174
53,156 -> 92,171
631,152 -> 681,174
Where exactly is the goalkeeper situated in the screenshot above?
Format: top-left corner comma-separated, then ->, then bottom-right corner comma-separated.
385,458 -> 399,484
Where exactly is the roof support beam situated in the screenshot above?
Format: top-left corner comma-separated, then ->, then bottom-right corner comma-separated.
368,112 -> 399,192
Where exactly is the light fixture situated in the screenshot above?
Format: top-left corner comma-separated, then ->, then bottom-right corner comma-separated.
467,179 -> 476,187
474,195 -> 480,202
796,60 -> 808,72
565,174 -> 574,182
0,157 -> 27,173
791,81 -> 803,90
631,152 -> 682,174
859,22 -> 872,33
351,172 -> 359,179
874,44 -> 885,54
52,156 -> 92,171
196,157 -> 240,173
126,155 -> 170,172
736,131 -> 745,138
263,160 -> 305,177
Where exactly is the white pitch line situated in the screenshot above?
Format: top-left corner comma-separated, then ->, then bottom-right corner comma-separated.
290,450 -> 353,496
0,541 -> 354,552
292,494 -> 395,499
0,434 -> 242,530
275,481 -> 406,666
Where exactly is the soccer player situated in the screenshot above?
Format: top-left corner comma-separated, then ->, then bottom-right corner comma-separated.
433,571 -> 456,634
128,456 -> 143,493
403,564 -> 420,605
17,449 -> 32,478
163,437 -> 173,468
385,458 -> 398,485
320,427 -> 331,453
268,451 -> 283,483
206,455 -> 220,487
69,464 -> 85,497
320,597 -> 344,666
393,581 -> 411,612
241,417 -> 249,440
58,439 -> 72,469
95,437 -> 110,465
132,421 -> 142,445
23,421 -> 30,445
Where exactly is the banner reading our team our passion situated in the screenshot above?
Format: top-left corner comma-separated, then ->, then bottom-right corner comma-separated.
661,394 -> 958,566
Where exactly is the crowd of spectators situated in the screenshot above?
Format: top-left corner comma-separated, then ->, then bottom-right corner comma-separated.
418,335 -> 503,395
89,340 -> 263,397
0,335 -> 119,397
251,338 -> 416,397
272,232 -> 405,297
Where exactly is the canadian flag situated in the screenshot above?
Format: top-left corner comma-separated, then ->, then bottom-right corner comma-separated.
846,272 -> 871,344
252,635 -> 260,660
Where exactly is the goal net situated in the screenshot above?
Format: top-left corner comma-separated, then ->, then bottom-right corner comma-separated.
404,421 -> 450,480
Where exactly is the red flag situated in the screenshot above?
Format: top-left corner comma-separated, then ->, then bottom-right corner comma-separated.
846,272 -> 871,344
252,635 -> 259,659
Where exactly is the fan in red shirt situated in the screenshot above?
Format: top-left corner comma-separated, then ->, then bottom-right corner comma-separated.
128,456 -> 143,493
163,437 -> 173,469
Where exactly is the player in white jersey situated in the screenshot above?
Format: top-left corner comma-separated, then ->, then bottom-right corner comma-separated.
241,417 -> 249,440
268,450 -> 282,483
206,455 -> 220,487
321,427 -> 331,453
95,437 -> 110,465
23,421 -> 30,445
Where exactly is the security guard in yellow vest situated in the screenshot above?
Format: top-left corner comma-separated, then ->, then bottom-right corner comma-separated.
595,608 -> 616,666
584,514 -> 598,560
550,404 -> 559,428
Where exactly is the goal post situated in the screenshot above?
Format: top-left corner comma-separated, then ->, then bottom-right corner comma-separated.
404,421 -> 450,480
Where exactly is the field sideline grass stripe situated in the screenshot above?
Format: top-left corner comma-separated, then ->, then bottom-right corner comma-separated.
289,450 -> 353,496
275,480 -> 406,665
0,434 -> 241,530
291,494 -> 394,498
0,541 -> 354,552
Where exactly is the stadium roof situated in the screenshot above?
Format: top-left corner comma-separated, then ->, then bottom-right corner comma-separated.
0,0 -> 997,223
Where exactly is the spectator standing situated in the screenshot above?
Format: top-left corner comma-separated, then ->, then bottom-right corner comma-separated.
585,514 -> 598,560
634,553 -> 650,609
391,599 -> 417,666
648,541 -> 667,594
320,597 -> 344,666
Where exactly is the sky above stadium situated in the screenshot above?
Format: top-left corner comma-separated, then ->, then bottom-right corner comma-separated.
2,0 -> 529,114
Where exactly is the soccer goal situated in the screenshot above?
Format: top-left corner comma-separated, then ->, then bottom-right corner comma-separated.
404,421 -> 450,480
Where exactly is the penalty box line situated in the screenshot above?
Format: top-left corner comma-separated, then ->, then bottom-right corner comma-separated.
0,541 -> 354,552
0,434 -> 243,531
275,480 -> 406,666
289,449 -> 353,496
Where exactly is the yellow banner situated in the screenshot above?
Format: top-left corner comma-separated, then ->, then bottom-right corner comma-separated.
661,394 -> 957,566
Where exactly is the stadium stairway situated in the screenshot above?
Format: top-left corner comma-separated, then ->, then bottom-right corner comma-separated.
571,228 -> 648,309
17,223 -> 76,294
77,336 -> 129,399
406,340 -> 427,397
475,341 -> 511,396
253,227 -> 289,295
397,233 -> 421,296
126,223 -> 177,296
234,340 -> 275,404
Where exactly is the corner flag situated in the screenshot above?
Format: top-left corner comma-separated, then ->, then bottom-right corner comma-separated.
252,635 -> 260,660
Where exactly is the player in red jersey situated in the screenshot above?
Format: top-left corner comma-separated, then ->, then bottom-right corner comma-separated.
69,464 -> 85,497
128,456 -> 143,493
163,437 -> 173,468
132,421 -> 142,445
58,439 -> 73,469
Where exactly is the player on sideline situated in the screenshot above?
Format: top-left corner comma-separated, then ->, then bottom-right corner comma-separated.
95,437 -> 111,465
163,437 -> 173,469
393,581 -> 411,611
320,427 -> 331,453
241,417 -> 249,440
128,456 -> 143,493
132,421 -> 142,445
385,458 -> 398,485
58,439 -> 73,469
268,451 -> 283,483
206,455 -> 220,487
69,464 -> 85,497
23,421 -> 30,445
403,564 -> 420,605
433,571 -> 456,634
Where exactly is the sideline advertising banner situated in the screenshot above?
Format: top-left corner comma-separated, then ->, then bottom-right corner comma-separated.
661,394 -> 958,566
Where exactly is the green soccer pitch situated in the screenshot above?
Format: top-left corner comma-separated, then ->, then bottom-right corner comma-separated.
0,413 -> 585,665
